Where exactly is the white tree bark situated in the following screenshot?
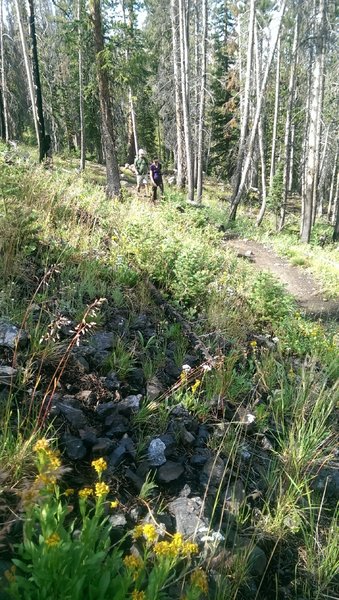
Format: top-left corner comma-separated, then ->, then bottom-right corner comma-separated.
196,0 -> 207,202
255,21 -> 267,226
0,0 -> 9,141
171,0 -> 185,188
230,0 -> 287,221
301,0 -> 326,243
179,0 -> 194,201
269,36 -> 281,191
78,0 -> 85,171
279,11 -> 299,230
14,0 -> 39,144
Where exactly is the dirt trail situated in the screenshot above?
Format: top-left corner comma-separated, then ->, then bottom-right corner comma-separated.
227,239 -> 339,319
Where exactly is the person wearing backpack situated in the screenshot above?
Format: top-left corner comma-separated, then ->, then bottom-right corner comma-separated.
150,157 -> 164,203
134,149 -> 149,195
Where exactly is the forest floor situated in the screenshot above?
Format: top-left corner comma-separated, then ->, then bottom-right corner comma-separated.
226,238 -> 339,319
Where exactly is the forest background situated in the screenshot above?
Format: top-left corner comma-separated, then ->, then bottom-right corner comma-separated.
0,0 -> 338,242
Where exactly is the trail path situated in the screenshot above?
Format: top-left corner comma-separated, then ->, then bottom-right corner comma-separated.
227,239 -> 339,319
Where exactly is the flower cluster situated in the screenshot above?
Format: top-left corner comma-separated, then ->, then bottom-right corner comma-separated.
91,458 -> 107,475
134,523 -> 158,544
21,438 -> 63,507
191,379 -> 201,394
191,569 -> 208,593
45,532 -> 61,547
153,533 -> 198,559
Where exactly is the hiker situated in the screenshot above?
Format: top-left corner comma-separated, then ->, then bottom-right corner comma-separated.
150,157 -> 164,202
134,148 -> 149,195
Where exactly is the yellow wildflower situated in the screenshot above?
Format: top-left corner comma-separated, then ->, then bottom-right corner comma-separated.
91,457 -> 107,475
4,566 -> 16,583
133,525 -> 144,539
154,541 -> 177,557
78,487 -> 93,499
110,500 -> 119,509
191,569 -> 208,593
33,438 -> 50,452
21,486 -> 40,507
45,533 -> 61,547
142,523 -> 157,543
123,554 -> 143,570
35,473 -> 57,486
191,380 -> 201,394
131,591 -> 145,600
250,340 -> 257,347
48,453 -> 62,469
64,488 -> 74,496
182,541 -> 199,555
171,532 -> 183,549
95,481 -> 109,497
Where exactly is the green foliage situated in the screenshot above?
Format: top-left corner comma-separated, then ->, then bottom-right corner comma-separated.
249,272 -> 296,323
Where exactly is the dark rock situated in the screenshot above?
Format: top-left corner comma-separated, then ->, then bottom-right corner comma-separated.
92,350 -> 111,368
146,376 -> 165,401
180,426 -> 195,446
118,394 -> 142,417
168,496 -> 208,538
148,438 -> 166,466
0,322 -> 28,350
190,450 -> 211,467
313,464 -> 339,499
125,468 -> 144,492
127,367 -> 145,390
79,428 -> 98,448
157,461 -> 184,483
130,314 -> 148,331
0,366 -> 17,386
108,435 -> 135,469
159,433 -> 176,457
182,354 -> 199,368
200,456 -> 226,487
105,414 -> 129,436
96,401 -> 117,418
195,425 -> 210,446
102,371 -> 120,391
164,359 -> 181,380
58,403 -> 87,429
92,437 -> 115,455
62,434 -> 87,460
247,546 -> 267,577
72,355 -> 90,373
89,332 -> 115,351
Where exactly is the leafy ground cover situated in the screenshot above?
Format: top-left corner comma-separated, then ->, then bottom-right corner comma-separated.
0,144 -> 338,600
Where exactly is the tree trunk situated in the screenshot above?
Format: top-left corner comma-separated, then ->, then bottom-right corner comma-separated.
171,0 -> 185,188
14,0 -> 39,145
311,21 -> 326,225
179,0 -> 194,201
0,0 -> 8,141
255,21 -> 267,226
269,36 -> 281,190
78,0 -> 85,171
279,11 -> 299,230
27,0 -> 46,162
196,0 -> 207,202
327,144 -> 338,220
332,172 -> 339,241
231,0 -> 255,202
300,0 -> 326,243
229,0 -> 286,221
91,0 -> 120,199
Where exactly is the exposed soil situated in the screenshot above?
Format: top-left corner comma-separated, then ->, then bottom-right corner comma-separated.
226,238 -> 339,320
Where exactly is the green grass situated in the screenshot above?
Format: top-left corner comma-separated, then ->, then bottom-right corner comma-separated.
0,143 -> 338,600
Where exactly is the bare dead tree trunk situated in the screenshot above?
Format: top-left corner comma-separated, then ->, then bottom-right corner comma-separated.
311,18 -> 326,224
269,36 -> 281,190
78,0 -> 85,171
327,143 -> 338,220
279,11 -> 299,230
229,0 -> 286,221
179,0 -> 194,201
14,0 -> 39,145
171,0 -> 185,188
255,21 -> 267,226
0,0 -> 8,141
301,0 -> 326,243
332,172 -> 339,241
27,0 -> 46,162
231,0 -> 256,203
91,0 -> 120,199
196,0 -> 207,202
